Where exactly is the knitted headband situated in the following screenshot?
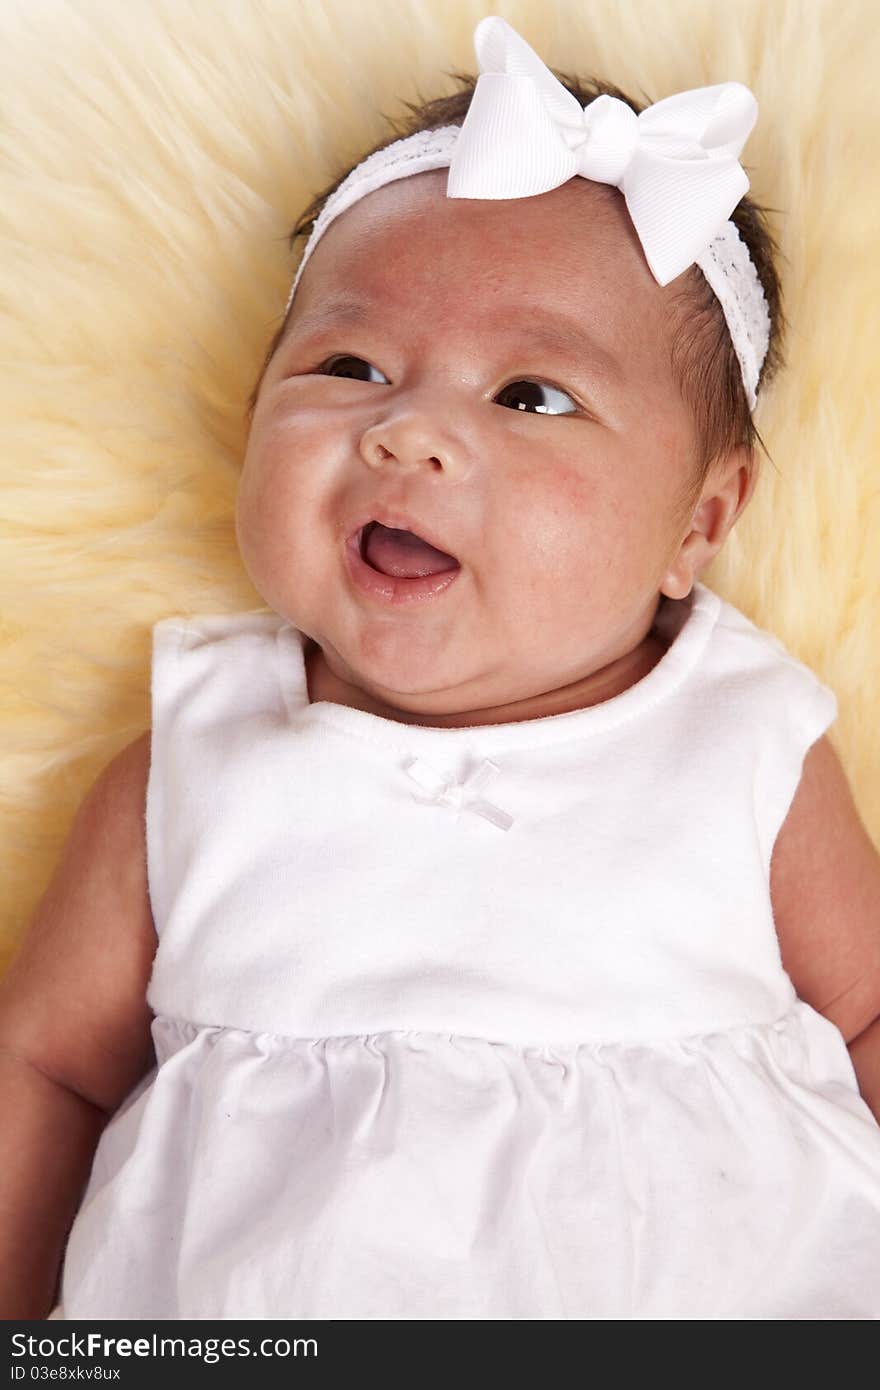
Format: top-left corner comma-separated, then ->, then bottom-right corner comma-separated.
285,15 -> 772,411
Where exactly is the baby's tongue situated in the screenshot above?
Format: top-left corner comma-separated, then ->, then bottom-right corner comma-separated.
364,523 -> 459,578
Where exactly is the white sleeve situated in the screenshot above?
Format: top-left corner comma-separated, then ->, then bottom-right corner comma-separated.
750,647 -> 839,878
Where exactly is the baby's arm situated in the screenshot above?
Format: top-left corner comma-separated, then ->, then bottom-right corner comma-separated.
0,733 -> 157,1318
770,733 -> 880,1121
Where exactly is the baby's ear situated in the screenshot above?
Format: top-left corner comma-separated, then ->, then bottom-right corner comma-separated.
661,444 -> 758,599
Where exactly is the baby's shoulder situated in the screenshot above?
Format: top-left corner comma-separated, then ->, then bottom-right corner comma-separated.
706,590 -> 836,712
153,609 -> 285,649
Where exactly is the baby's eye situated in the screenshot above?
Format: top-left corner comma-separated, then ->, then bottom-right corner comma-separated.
320,355 -> 388,382
317,357 -> 579,416
495,380 -> 579,415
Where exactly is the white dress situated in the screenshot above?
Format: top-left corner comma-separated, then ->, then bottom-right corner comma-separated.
54,581 -> 880,1319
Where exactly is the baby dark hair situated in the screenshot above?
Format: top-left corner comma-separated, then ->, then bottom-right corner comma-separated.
246,68 -> 787,503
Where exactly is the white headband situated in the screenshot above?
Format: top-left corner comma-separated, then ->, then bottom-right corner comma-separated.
285,15 -> 771,411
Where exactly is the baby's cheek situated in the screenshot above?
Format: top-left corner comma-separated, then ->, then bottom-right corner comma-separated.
509,465 -> 610,589
239,441 -> 305,536
527,459 -> 614,549
235,465 -> 291,585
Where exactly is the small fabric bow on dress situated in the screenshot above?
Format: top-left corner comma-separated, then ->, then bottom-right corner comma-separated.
404,756 -> 515,831
446,15 -> 758,286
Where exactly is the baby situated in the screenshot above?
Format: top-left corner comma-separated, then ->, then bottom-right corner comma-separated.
2,16 -> 880,1320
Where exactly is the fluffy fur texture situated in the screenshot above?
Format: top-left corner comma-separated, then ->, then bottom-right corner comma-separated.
1,0 -> 878,970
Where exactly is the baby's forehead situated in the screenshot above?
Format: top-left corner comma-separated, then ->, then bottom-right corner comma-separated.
329,169 -> 645,282
298,171 -> 666,348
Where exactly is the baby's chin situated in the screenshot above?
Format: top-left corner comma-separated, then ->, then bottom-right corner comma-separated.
303,636 -> 515,726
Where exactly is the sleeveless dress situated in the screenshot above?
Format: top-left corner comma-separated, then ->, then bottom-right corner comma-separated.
54,580 -> 880,1320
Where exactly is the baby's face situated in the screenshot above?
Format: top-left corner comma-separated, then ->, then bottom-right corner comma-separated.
238,170 -> 713,725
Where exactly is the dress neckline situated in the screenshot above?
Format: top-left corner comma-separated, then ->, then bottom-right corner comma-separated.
275,581 -> 721,754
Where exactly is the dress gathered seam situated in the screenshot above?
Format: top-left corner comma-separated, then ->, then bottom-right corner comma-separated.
150,1006 -> 801,1053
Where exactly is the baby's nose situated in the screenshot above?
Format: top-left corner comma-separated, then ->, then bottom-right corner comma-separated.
359,403 -> 469,479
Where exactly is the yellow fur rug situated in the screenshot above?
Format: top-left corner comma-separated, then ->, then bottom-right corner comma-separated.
2,0 -> 878,972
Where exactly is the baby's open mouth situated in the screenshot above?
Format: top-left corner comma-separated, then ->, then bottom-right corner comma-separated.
359,522 -> 460,579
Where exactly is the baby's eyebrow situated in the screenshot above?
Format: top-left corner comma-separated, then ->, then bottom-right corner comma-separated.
288,297 -> 624,381
509,312 -> 624,382
286,298 -> 371,338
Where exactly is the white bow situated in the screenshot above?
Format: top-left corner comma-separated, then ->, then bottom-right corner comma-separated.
404,756 -> 514,831
446,15 -> 758,287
